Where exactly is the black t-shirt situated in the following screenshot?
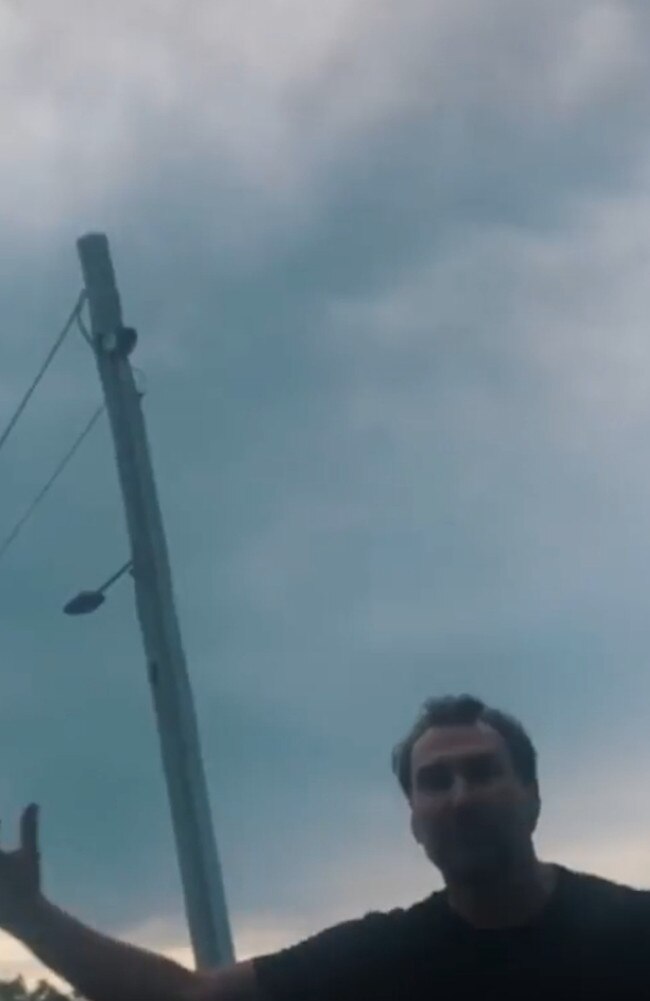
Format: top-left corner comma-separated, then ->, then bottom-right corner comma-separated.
253,865 -> 650,997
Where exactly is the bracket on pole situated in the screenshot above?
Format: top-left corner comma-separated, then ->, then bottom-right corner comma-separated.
97,326 -> 138,356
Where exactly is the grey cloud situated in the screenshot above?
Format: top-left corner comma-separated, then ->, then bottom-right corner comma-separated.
2,0 -> 650,962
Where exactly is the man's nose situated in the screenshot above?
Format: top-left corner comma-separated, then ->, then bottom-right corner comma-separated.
449,776 -> 474,807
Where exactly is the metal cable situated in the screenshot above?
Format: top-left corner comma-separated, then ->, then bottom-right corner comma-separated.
0,404 -> 105,565
0,290 -> 86,457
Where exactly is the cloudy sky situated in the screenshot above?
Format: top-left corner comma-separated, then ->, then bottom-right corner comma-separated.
3,0 -> 650,988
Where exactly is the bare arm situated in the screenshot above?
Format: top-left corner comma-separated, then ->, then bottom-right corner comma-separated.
15,902 -> 261,1001
0,805 -> 259,1001
11,895 -> 208,1001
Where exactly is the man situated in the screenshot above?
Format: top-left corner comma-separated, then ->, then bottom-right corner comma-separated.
1,693 -> 649,998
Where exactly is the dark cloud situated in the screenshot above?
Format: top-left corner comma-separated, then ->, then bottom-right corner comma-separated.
2,0 -> 650,967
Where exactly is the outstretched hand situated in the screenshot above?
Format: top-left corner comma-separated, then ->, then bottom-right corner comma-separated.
0,805 -> 42,931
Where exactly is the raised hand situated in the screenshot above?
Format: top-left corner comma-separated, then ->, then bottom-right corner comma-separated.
0,804 -> 42,932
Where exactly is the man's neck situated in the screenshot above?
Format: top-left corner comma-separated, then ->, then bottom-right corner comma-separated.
445,858 -> 558,930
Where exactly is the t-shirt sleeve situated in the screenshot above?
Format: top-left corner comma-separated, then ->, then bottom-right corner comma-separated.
252,910 -> 399,1001
629,889 -> 650,929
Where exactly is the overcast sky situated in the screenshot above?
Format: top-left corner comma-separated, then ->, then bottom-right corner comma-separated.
3,0 -> 650,989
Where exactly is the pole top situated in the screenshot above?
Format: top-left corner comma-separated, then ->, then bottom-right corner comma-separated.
77,231 -> 109,246
77,233 -> 112,266
77,233 -> 122,331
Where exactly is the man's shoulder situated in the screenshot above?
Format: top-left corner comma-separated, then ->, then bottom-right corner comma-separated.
311,889 -> 445,936
251,895 -> 443,1000
252,893 -> 443,976
558,864 -> 650,920
358,890 -> 447,940
310,889 -> 446,945
560,864 -> 650,896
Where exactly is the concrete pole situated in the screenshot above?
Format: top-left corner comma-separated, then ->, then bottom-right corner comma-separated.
76,233 -> 234,969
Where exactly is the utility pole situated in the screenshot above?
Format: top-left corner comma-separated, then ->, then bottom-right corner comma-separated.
76,233 -> 234,970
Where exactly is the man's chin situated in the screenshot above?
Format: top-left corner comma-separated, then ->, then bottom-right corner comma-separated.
444,851 -> 507,886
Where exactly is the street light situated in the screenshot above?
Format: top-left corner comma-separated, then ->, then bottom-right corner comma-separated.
63,559 -> 133,615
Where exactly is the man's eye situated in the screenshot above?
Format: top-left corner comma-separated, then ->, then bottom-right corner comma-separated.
421,770 -> 451,791
466,759 -> 497,782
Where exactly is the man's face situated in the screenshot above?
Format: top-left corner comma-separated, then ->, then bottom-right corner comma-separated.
409,723 -> 539,885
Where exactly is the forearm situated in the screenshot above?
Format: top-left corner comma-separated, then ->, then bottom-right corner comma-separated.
10,895 -> 199,1001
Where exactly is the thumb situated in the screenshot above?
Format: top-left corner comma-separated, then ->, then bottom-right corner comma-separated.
21,804 -> 39,858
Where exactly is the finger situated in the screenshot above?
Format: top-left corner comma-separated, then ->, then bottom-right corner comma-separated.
21,804 -> 39,857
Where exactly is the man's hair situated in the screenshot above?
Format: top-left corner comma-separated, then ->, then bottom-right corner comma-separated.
391,694 -> 538,799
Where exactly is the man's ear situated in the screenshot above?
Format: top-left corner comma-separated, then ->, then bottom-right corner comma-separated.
533,795 -> 541,829
526,783 -> 541,832
410,811 -> 422,845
